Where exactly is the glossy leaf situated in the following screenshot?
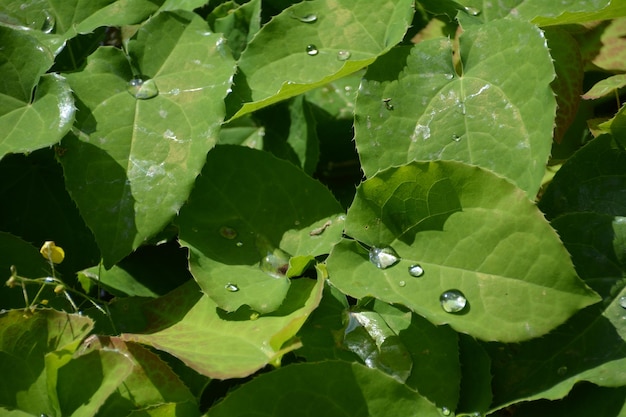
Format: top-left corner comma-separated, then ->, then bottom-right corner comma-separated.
122,274 -> 324,379
0,27 -> 74,159
227,0 -> 414,119
327,161 -> 600,342
583,74 -> 626,100
177,145 -> 343,313
355,19 -> 555,198
60,11 -> 236,266
206,0 -> 262,60
207,361 -> 442,417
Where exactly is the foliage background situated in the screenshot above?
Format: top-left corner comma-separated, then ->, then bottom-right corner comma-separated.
1,0 -> 626,416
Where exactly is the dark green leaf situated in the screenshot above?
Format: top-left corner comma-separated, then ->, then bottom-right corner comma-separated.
177,145 -> 343,313
207,361 -> 442,417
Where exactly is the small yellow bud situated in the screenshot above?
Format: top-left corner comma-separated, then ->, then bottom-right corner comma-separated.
54,284 -> 65,294
40,241 -> 65,264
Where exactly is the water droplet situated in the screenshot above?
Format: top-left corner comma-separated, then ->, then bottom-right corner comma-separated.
41,11 -> 55,34
369,246 -> 400,269
44,277 -> 55,283
257,235 -> 291,278
292,13 -> 317,23
464,6 -> 481,16
440,290 -> 467,313
619,296 -> 626,309
557,366 -> 567,376
408,264 -> 424,277
127,77 -> 159,100
236,241 -> 244,247
444,73 -> 454,80
219,226 -> 237,240
225,283 -> 239,292
441,407 -> 452,416
306,44 -> 319,56
383,98 -> 394,110
337,50 -> 351,61
398,280 -> 406,287
452,134 -> 461,142
250,312 -> 259,320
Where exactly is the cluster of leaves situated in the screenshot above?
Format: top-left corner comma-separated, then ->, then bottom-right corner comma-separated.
1,0 -> 626,416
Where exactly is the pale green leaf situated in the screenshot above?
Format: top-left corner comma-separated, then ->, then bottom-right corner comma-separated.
354,19 -> 555,198
326,161 -> 600,342
121,275 -> 324,379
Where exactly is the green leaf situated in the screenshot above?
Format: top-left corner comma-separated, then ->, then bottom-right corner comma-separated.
354,19 -> 556,198
76,336 -> 197,416
370,301 -> 461,411
121,274 -> 324,379
0,0 -> 163,38
583,74 -> 626,100
255,95 -> 320,175
60,11 -> 236,267
206,0 -> 262,60
177,145 -> 343,313
227,0 -> 414,119
326,161 -> 600,342
539,135 -> 626,220
0,309 -> 93,416
206,361 -> 442,417
79,241 -> 192,298
487,297 -> 626,410
0,27 -> 74,159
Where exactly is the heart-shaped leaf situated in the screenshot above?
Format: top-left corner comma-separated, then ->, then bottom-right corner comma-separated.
326,161 -> 600,342
0,27 -> 74,159
60,11 -> 236,266
354,19 -> 556,198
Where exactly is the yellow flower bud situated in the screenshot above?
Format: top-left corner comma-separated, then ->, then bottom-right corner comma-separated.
40,241 -> 65,264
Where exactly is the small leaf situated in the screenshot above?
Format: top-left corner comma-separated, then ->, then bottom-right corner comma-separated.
582,74 -> 626,100
327,161 -> 600,342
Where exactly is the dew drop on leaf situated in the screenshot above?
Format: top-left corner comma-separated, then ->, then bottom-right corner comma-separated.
236,241 -> 244,247
408,264 -> 424,277
464,6 -> 481,16
225,283 -> 239,292
41,11 -> 55,34
619,296 -> 626,309
219,226 -> 238,240
127,77 -> 159,100
398,280 -> 406,287
444,73 -> 454,80
306,44 -> 319,56
557,366 -> 567,376
369,246 -> 400,269
337,50 -> 351,61
440,290 -> 467,313
452,134 -> 461,142
441,407 -> 452,416
293,13 -> 317,23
